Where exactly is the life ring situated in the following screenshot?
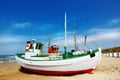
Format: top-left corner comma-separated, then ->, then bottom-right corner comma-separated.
25,45 -> 30,50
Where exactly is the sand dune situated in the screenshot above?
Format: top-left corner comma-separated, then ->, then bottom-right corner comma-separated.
0,56 -> 120,80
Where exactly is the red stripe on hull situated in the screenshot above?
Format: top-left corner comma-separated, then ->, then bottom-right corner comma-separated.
20,67 -> 95,75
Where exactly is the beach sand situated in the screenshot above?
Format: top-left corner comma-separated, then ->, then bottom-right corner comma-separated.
0,56 -> 120,80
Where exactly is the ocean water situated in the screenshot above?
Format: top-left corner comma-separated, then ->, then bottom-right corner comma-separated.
0,55 -> 16,63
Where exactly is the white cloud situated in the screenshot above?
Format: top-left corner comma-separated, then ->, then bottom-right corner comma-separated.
51,27 -> 120,50
12,22 -> 32,29
0,35 -> 49,44
0,34 -> 49,55
87,28 -> 120,41
0,36 -> 25,44
110,19 -> 120,23
0,44 -> 24,55
38,24 -> 55,31
108,19 -> 120,25
1,26 -> 120,54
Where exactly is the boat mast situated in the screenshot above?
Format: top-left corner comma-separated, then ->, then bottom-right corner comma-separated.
64,12 -> 67,54
74,26 -> 77,51
48,32 -> 51,47
84,35 -> 87,53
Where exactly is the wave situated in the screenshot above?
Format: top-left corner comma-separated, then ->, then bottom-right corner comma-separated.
0,55 -> 16,63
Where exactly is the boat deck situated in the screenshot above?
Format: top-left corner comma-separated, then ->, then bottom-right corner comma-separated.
16,49 -> 99,61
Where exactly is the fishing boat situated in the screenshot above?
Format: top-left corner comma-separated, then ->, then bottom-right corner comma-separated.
15,13 -> 101,75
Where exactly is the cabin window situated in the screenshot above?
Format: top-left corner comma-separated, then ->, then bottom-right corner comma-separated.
38,43 -> 42,49
35,43 -> 42,49
36,43 -> 38,49
30,44 -> 33,49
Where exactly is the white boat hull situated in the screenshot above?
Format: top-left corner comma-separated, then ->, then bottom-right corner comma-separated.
15,48 -> 101,75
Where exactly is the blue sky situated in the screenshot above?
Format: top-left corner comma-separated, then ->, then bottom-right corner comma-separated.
0,0 -> 120,55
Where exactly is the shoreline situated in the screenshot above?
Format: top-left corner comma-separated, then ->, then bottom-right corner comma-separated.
0,56 -> 120,80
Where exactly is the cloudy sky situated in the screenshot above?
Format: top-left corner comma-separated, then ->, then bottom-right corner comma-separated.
0,0 -> 120,55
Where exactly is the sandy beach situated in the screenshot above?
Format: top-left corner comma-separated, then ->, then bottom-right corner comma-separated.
0,56 -> 120,80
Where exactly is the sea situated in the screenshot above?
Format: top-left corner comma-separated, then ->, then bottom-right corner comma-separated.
0,55 -> 16,63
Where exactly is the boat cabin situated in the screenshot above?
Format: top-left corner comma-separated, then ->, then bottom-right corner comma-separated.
25,40 -> 43,51
25,40 -> 44,59
48,45 -> 59,53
